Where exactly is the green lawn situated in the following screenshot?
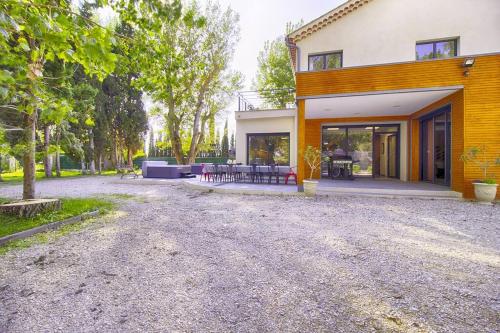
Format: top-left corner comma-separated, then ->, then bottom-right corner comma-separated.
0,197 -> 115,238
0,169 -> 117,183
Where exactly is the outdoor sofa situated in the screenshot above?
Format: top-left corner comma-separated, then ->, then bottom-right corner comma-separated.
142,161 -> 192,179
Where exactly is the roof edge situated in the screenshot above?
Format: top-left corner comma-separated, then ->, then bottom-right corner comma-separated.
288,0 -> 373,43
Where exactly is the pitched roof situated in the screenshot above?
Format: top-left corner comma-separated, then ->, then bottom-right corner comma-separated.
288,0 -> 373,43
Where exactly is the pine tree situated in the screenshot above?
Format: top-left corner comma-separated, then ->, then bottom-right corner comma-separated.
148,130 -> 156,158
221,119 -> 229,158
230,132 -> 235,154
208,115 -> 216,145
214,130 -> 220,149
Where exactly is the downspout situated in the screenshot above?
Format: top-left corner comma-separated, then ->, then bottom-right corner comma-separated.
285,37 -> 301,182
285,37 -> 301,72
295,45 -> 301,72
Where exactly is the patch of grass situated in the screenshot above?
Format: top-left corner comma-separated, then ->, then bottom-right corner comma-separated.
0,210 -> 125,255
106,193 -> 136,200
0,197 -> 115,238
0,169 -> 117,183
103,193 -> 151,203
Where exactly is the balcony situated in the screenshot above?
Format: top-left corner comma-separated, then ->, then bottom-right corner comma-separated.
236,88 -> 296,111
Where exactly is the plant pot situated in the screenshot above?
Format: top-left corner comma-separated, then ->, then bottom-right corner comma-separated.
473,182 -> 498,203
303,179 -> 319,197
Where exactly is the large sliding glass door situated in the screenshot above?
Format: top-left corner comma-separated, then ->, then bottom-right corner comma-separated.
321,125 -> 400,179
247,133 -> 290,165
348,127 -> 373,176
420,106 -> 451,186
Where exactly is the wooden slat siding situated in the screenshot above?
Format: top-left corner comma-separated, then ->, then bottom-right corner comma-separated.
298,54 -> 500,198
410,119 -> 420,182
462,61 -> 500,199
304,115 -> 410,179
408,90 -> 465,193
297,100 -> 306,186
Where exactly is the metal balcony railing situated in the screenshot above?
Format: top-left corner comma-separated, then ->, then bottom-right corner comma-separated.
236,88 -> 296,111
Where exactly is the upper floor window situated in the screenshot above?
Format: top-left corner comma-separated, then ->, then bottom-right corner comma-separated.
308,51 -> 343,71
416,39 -> 458,60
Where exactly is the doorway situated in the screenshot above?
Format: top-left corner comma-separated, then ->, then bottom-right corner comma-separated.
373,130 -> 399,179
321,124 -> 400,179
420,105 -> 451,186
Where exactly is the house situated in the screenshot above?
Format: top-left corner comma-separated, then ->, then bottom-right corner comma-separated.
235,0 -> 500,198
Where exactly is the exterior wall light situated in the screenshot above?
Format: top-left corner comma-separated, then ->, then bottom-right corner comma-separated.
463,58 -> 475,76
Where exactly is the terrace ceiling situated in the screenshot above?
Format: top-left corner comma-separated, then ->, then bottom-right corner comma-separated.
304,87 -> 461,119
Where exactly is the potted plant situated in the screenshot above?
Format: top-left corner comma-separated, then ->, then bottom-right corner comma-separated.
460,145 -> 500,203
303,145 -> 322,196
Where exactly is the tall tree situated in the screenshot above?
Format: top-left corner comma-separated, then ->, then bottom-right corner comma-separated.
221,118 -> 229,157
230,131 -> 235,154
254,22 -> 301,109
38,58 -> 73,177
71,81 -> 99,173
130,1 -> 242,164
0,0 -> 117,198
148,130 -> 156,158
98,23 -> 149,168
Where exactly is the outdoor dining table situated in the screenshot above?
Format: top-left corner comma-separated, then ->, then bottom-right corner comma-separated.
204,164 -> 295,184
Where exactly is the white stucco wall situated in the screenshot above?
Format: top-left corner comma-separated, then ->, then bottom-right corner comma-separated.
296,0 -> 500,71
235,110 -> 297,168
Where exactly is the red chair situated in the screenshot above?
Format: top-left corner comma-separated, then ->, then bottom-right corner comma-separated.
201,163 -> 212,181
285,167 -> 297,185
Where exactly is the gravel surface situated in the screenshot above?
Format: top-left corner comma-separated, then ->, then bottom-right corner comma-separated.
0,177 -> 499,332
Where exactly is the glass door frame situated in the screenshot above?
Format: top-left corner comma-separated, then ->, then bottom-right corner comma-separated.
419,104 -> 452,186
320,124 -> 401,179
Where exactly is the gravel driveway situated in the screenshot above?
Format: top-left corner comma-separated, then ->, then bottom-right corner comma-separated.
0,177 -> 499,332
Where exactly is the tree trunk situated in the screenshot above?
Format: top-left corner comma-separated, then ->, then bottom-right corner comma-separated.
187,116 -> 202,164
165,85 -> 186,165
111,140 -> 118,168
43,124 -> 52,178
23,111 -> 37,200
88,129 -> 96,175
97,153 -> 103,175
81,160 -> 86,175
127,147 -> 133,167
0,199 -> 61,218
166,110 -> 185,165
168,121 -> 185,164
55,127 -> 61,177
0,154 -> 3,182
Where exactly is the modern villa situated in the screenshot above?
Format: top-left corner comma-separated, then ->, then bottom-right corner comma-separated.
235,0 -> 500,198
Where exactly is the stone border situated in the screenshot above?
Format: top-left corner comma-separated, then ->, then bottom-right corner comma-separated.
183,181 -> 303,197
0,210 -> 100,246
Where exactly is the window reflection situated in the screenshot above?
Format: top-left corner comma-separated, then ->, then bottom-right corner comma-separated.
248,134 -> 290,165
308,51 -> 343,71
416,39 -> 457,60
322,125 -> 400,178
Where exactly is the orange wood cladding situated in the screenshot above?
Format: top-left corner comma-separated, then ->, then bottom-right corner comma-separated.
297,54 -> 500,198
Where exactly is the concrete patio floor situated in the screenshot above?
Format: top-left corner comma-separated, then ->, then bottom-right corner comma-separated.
116,176 -> 462,199
318,178 -> 462,199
